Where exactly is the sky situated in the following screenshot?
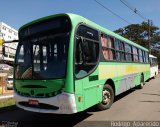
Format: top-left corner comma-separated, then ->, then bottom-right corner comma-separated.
0,0 -> 160,31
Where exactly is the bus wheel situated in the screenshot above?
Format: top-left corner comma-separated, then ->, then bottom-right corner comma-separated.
97,84 -> 114,110
139,75 -> 144,89
153,72 -> 156,79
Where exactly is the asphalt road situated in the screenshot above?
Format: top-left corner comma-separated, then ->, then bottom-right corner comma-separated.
0,74 -> 160,127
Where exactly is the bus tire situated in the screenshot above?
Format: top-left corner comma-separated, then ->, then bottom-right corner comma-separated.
153,72 -> 156,79
139,75 -> 144,89
97,84 -> 114,110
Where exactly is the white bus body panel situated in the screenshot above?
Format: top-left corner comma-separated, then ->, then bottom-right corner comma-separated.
14,92 -> 77,114
150,65 -> 158,78
149,54 -> 158,78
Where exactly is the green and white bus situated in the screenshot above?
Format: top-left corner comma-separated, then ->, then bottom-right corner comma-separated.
14,13 -> 150,114
149,54 -> 158,78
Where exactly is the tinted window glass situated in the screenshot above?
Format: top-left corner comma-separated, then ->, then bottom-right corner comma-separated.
125,44 -> 132,61
138,49 -> 143,62
115,39 -> 125,61
125,44 -> 132,53
19,16 -> 71,39
145,52 -> 149,63
75,25 -> 99,78
101,34 -> 116,60
16,33 -> 69,79
133,46 -> 138,62
142,51 -> 146,62
77,25 -> 99,41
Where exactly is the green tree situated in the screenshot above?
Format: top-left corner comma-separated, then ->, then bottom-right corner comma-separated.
114,22 -> 160,49
114,22 -> 160,66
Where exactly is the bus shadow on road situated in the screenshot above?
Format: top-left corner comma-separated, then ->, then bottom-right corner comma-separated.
114,89 -> 136,102
19,88 -> 140,127
86,88 -> 137,113
142,93 -> 160,96
139,93 -> 160,103
139,100 -> 160,103
18,111 -> 92,127
0,105 -> 18,113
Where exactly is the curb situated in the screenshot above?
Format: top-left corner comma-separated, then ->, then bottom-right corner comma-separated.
0,95 -> 13,100
0,95 -> 17,113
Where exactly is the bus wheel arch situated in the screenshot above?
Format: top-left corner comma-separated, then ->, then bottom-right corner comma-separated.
105,79 -> 115,95
97,79 -> 115,110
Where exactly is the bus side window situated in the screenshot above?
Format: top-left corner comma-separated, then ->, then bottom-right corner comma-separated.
101,34 -> 109,60
125,43 -> 132,62
75,25 -> 99,78
138,49 -> 143,62
101,34 -> 115,60
142,51 -> 146,63
133,46 -> 139,62
115,39 -> 125,61
145,52 -> 149,63
75,37 -> 83,65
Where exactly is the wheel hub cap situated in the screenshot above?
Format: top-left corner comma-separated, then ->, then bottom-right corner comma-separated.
102,89 -> 110,104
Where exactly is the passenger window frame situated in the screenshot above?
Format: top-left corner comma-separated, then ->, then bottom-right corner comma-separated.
74,24 -> 100,79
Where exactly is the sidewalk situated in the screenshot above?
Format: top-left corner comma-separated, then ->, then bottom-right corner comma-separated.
0,94 -> 13,99
0,92 -> 16,113
0,90 -> 13,100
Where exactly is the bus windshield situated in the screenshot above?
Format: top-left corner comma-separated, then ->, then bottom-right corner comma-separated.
15,16 -> 71,80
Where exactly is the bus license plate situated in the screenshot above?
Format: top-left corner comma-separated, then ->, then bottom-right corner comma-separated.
28,100 -> 39,106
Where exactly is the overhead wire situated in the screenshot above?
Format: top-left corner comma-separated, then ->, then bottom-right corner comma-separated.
120,0 -> 148,21
94,0 -> 131,24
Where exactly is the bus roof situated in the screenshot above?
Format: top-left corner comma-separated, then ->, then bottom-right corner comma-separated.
149,54 -> 157,58
19,13 -> 148,51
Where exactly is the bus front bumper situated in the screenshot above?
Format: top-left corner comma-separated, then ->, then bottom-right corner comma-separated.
14,92 -> 77,114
